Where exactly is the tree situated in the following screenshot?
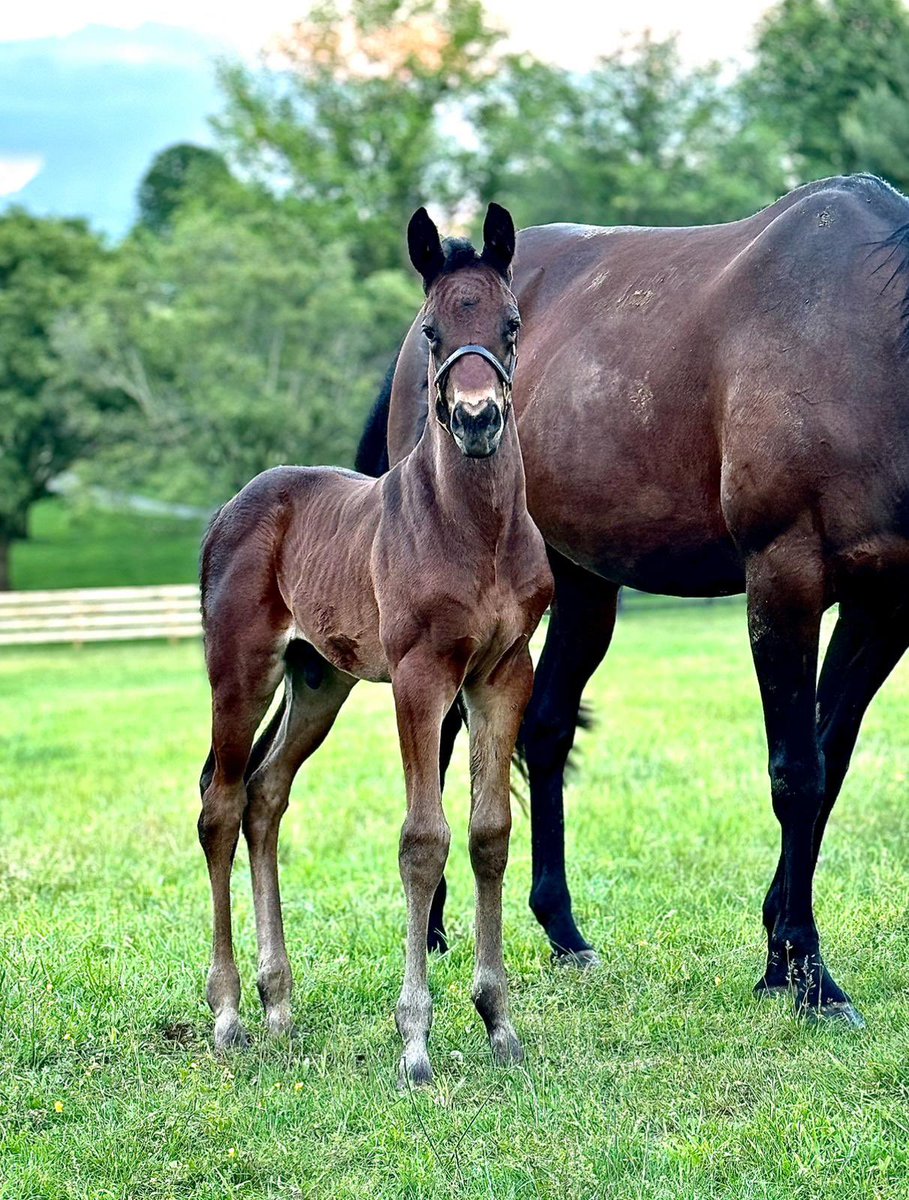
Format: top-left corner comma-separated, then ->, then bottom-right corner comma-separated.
746,0 -> 909,180
214,0 -> 501,273
59,203 -> 420,506
0,211 -> 106,589
136,143 -> 233,235
468,36 -> 788,229
841,40 -> 909,190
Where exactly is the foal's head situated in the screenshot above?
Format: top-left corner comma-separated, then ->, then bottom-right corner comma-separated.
407,203 -> 519,459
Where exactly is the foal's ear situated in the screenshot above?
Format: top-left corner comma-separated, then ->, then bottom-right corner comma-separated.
481,202 -> 515,278
407,207 -> 445,293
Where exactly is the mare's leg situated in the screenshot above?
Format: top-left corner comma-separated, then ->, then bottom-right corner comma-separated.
757,596 -> 909,996
464,650 -> 533,1065
746,544 -> 861,1025
199,625 -> 285,1050
427,700 -> 464,955
522,555 -> 619,964
392,652 -> 460,1087
244,646 -> 356,1037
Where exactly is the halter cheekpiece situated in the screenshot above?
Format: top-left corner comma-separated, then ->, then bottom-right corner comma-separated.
433,343 -> 517,429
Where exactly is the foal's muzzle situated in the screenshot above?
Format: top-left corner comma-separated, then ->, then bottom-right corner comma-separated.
450,400 -> 504,458
433,342 -> 516,459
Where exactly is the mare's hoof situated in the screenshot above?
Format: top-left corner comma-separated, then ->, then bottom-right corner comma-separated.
753,979 -> 789,1000
398,1052 -> 434,1090
427,929 -> 449,955
214,1016 -> 250,1051
553,948 -> 600,970
801,1000 -> 866,1030
490,1026 -> 524,1067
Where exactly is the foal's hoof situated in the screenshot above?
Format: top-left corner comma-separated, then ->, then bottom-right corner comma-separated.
489,1026 -> 524,1067
214,1015 -> 250,1051
553,948 -> 600,970
397,1051 -> 434,1090
265,1007 -> 298,1040
800,1000 -> 866,1030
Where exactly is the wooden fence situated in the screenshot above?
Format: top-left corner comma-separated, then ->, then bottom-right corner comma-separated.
0,584 -> 202,647
0,583 -> 742,649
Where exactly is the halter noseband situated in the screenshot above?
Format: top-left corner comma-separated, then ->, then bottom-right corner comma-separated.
433,343 -> 517,430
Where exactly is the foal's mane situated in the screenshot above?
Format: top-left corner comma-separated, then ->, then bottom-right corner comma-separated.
438,236 -> 510,281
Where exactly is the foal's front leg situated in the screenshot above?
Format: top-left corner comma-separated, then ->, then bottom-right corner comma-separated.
464,649 -> 533,1066
391,653 -> 458,1087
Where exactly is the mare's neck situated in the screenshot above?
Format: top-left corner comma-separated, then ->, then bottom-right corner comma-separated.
407,409 -> 527,539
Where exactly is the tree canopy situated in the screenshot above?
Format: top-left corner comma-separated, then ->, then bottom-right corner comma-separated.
0,210 -> 107,588
11,0 -> 909,587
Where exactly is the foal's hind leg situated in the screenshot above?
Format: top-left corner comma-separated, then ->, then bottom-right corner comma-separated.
200,630 -> 286,1050
757,596 -> 909,997
746,545 -> 860,1025
464,649 -> 533,1066
244,645 -> 356,1038
522,556 -> 619,964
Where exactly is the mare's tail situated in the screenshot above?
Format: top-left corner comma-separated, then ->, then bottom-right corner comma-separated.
354,352 -> 399,476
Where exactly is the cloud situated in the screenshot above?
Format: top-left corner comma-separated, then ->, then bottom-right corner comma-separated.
0,156 -> 44,197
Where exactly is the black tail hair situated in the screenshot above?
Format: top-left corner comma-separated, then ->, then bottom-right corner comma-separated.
512,701 -> 596,792
354,351 -> 399,477
869,221 -> 909,358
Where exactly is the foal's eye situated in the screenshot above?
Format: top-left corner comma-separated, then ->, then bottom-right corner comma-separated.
505,318 -> 521,341
421,324 -> 438,345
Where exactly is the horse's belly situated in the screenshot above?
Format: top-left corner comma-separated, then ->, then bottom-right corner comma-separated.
540,501 -> 744,597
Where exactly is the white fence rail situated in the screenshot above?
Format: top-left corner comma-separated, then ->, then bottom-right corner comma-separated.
0,584 -> 202,647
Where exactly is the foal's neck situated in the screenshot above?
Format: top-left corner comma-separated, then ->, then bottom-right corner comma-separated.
414,412 -> 527,540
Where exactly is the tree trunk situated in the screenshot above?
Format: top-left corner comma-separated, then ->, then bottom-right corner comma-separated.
0,534 -> 11,591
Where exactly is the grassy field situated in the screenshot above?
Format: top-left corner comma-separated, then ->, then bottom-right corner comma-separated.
11,500 -> 206,591
3,604 -> 909,1198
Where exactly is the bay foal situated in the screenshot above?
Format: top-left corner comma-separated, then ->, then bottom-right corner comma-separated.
198,204 -> 552,1083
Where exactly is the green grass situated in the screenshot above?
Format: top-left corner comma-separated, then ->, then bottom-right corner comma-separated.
11,499 -> 207,590
3,605 -> 909,1198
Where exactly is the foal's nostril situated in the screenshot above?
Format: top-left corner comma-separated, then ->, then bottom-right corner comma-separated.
451,400 -> 503,457
452,401 -> 501,434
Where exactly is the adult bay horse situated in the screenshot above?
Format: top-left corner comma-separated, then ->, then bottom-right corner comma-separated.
198,204 -> 552,1082
358,174 -> 909,1026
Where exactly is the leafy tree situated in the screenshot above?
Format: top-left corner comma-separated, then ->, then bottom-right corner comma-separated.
0,210 -> 106,589
841,40 -> 909,189
214,0 -> 502,272
136,143 -> 233,235
746,0 -> 909,179
468,36 -> 788,229
59,203 -> 420,505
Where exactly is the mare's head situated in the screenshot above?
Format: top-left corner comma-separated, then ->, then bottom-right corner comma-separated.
407,203 -> 519,459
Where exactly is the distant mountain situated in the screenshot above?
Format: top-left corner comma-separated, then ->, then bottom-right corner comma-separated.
0,24 -> 228,238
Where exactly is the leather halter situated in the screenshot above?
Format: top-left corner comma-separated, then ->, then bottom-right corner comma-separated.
433,343 -> 517,430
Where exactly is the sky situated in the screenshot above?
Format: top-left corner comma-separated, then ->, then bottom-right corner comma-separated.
0,2 -> 773,233
0,1 -> 772,67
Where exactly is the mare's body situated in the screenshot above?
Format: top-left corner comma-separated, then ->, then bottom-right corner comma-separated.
198,206 -> 553,1081
366,174 -> 909,1023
